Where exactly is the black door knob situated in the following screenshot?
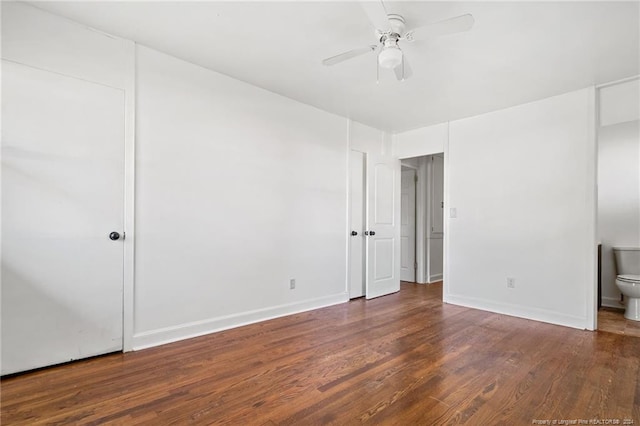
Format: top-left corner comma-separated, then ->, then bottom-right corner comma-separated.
109,232 -> 120,241
369,231 -> 376,236
351,231 -> 358,236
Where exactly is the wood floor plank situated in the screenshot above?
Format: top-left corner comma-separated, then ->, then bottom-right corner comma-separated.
599,308 -> 640,338
2,282 -> 638,425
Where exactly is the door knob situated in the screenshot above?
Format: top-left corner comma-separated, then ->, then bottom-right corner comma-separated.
351,231 -> 358,236
109,232 -> 121,241
369,230 -> 376,236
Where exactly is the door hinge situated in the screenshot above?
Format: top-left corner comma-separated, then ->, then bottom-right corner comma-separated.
414,174 -> 418,183
414,262 -> 417,269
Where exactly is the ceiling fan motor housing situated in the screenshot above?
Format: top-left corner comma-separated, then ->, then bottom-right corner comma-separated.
386,14 -> 406,36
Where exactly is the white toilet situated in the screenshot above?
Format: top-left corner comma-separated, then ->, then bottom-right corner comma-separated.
613,247 -> 640,321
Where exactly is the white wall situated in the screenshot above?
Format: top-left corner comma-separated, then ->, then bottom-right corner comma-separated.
1,2 -> 131,89
598,120 -> 640,307
350,120 -> 388,155
393,123 -> 447,159
599,79 -> 640,127
134,46 -> 349,348
445,88 -> 596,329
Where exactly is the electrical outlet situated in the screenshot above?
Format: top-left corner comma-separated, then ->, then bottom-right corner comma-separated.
290,279 -> 296,289
507,277 -> 516,289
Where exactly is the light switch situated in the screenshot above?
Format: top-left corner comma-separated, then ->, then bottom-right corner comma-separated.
450,208 -> 457,218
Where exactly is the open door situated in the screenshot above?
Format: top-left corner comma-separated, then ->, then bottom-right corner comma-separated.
365,151 -> 401,299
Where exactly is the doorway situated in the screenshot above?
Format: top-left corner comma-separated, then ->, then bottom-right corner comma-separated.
399,154 -> 444,284
595,78 -> 640,333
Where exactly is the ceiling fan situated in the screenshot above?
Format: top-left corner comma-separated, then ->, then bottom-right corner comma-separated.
321,1 -> 474,81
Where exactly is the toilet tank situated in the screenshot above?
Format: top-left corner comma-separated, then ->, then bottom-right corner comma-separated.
613,247 -> 640,275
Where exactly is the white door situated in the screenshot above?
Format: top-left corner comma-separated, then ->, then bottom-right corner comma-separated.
400,169 -> 416,282
365,152 -> 401,299
428,155 -> 445,282
1,61 -> 125,375
431,155 -> 444,235
349,150 -> 366,298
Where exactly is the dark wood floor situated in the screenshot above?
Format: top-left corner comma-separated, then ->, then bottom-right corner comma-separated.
2,282 -> 639,425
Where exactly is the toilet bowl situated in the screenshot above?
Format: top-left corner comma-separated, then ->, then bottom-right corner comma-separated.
616,275 -> 640,320
613,247 -> 640,321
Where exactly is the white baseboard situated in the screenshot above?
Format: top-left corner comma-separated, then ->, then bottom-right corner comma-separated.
601,296 -> 624,309
132,292 -> 349,350
429,274 -> 443,283
444,293 -> 588,330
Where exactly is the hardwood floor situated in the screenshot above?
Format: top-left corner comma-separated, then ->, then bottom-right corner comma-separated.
2,282 -> 639,425
598,307 -> 640,338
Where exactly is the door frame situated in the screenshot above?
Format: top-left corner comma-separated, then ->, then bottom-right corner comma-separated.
399,156 -> 445,285
394,137 -> 449,294
121,43 -> 136,351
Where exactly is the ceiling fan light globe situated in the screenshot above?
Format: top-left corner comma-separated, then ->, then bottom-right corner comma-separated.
378,47 -> 402,69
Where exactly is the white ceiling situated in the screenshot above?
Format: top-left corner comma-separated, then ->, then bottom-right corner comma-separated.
30,1 -> 639,133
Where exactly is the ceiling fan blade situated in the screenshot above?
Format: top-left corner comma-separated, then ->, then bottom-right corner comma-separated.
360,0 -> 391,32
322,45 -> 377,66
404,14 -> 474,42
394,55 -> 412,81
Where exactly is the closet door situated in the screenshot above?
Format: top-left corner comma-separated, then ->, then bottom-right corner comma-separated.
1,60 -> 125,374
349,150 -> 366,298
